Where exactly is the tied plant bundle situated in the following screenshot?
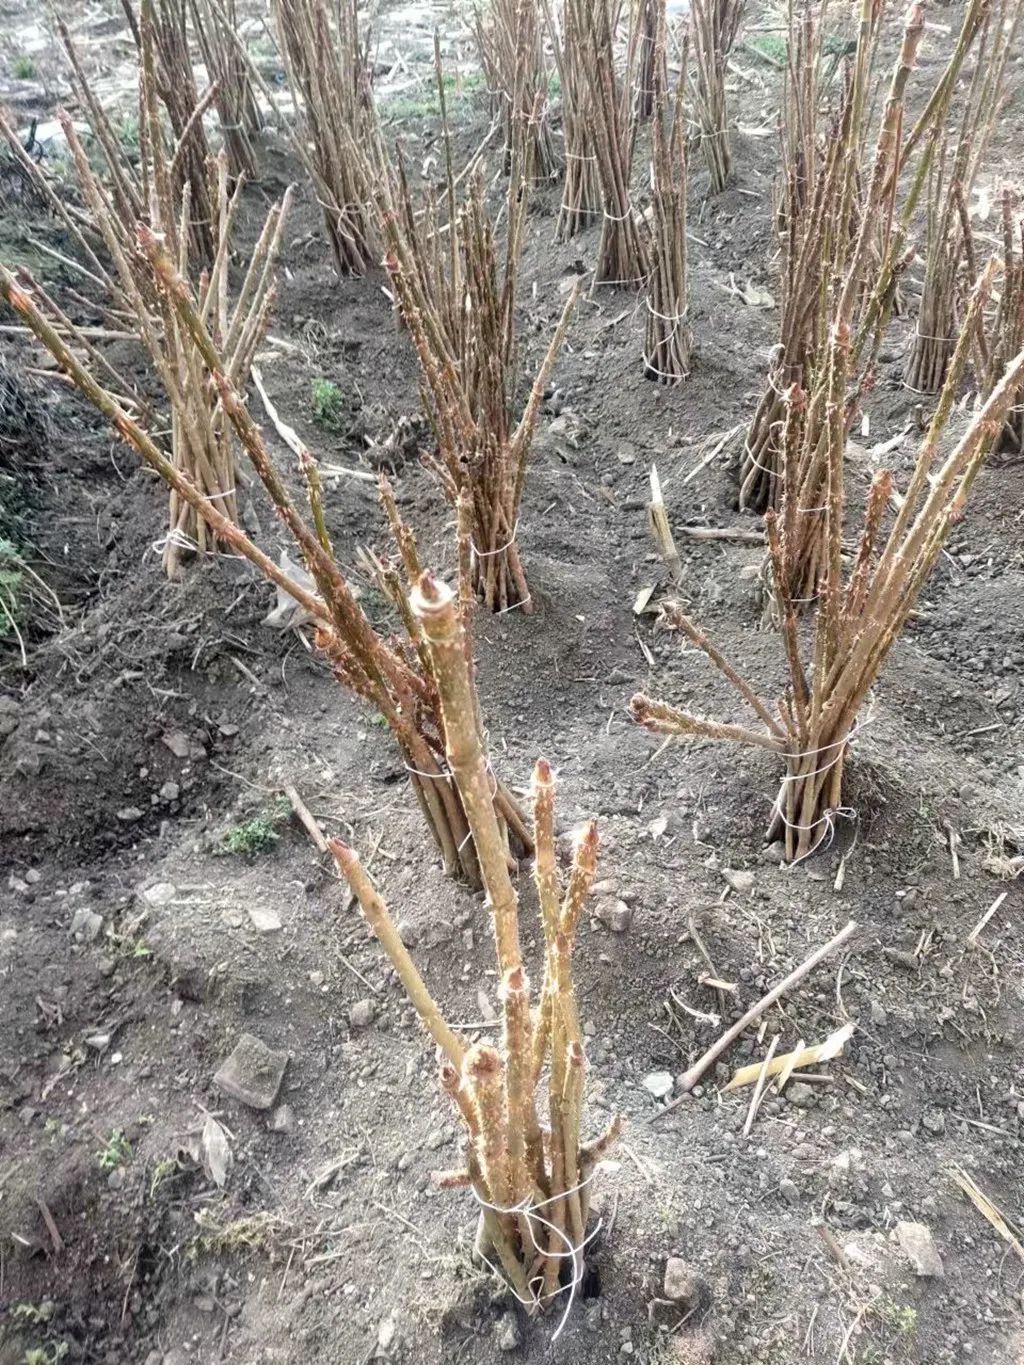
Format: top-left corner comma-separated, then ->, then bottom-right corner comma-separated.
272,0 -> 376,275
0,250 -> 532,885
632,261 -> 1024,860
333,712 -> 620,1318
373,52 -> 578,613
738,0 -> 990,518
474,0 -> 557,179
25,9 -> 287,577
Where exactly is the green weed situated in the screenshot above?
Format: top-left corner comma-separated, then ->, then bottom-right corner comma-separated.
97,1128 -> 131,1171
220,796 -> 290,855
13,56 -> 37,79
311,377 -> 345,432
747,33 -> 787,63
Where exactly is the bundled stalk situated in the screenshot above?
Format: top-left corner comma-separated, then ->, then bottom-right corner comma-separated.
634,0 -> 664,122
333,734 -> 620,1313
272,0 -> 375,276
567,0 -> 648,285
474,0 -> 557,180
643,17 -> 690,382
968,190 -> 1024,454
0,257 -> 531,884
42,19 -> 284,578
121,0 -> 218,264
904,0 -> 1018,394
190,0 -> 263,180
632,262 -> 1024,861
689,0 -> 746,194
542,0 -> 602,240
374,72 -> 578,613
738,0 -> 986,527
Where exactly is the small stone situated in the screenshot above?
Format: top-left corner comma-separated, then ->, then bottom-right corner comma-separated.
18,1104 -> 36,1125
162,729 -> 191,759
159,781 -> 180,802
922,1110 -> 945,1136
895,1221 -> 944,1277
107,1167 -> 126,1190
248,905 -> 282,933
25,868 -> 41,884
396,919 -> 418,947
495,1309 -> 522,1352
425,1128 -> 447,1151
375,1313 -> 398,1357
722,868 -> 754,894
70,906 -> 104,942
598,899 -> 633,933
663,1257 -> 704,1309
117,806 -> 144,823
786,1082 -> 817,1108
759,841 -> 786,865
869,1000 -> 887,1027
269,1105 -> 296,1135
214,1033 -> 289,1110
309,970 -> 325,988
142,882 -> 177,908
349,998 -> 376,1029
642,1071 -> 674,1100
779,1177 -> 800,1205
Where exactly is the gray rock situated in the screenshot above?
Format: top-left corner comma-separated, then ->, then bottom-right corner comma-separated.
159,781 -> 180,802
161,730 -> 191,759
495,1310 -> 522,1352
598,899 -> 634,933
779,1177 -> 800,1205
270,1105 -> 296,1134
117,806 -> 144,823
922,1110 -> 945,1136
642,1071 -> 674,1100
349,998 -> 376,1029
107,1167 -> 126,1190
869,1000 -> 887,1027
759,841 -> 786,865
142,882 -> 177,908
0,694 -> 19,739
895,1221 -> 944,1277
70,906 -> 104,942
786,1082 -> 817,1108
663,1257 -> 702,1308
214,1033 -> 289,1110
722,867 -> 754,894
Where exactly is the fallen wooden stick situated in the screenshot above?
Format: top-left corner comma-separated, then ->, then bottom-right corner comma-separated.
725,1022 -> 855,1091
284,782 -> 329,853
652,920 -> 858,1120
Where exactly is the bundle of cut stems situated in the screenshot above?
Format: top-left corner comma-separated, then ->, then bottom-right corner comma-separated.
633,262 -> 1024,861
904,0 -> 1017,395
272,0 -> 375,276
44,20 -> 283,577
190,0 -> 263,181
373,65 -> 577,612
689,0 -> 746,194
542,0 -> 602,240
0,257 -> 530,885
120,0 -> 217,264
333,728 -> 620,1313
738,0 -> 986,533
635,0 -> 665,123
566,0 -> 648,285
644,18 -> 690,382
474,0 -> 557,180
968,190 -> 1024,454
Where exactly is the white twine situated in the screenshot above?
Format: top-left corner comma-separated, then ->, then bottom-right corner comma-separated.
472,520 -> 519,560
470,1167 -> 604,1342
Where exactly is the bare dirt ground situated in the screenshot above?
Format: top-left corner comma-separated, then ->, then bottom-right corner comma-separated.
1,2 -> 1022,1364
